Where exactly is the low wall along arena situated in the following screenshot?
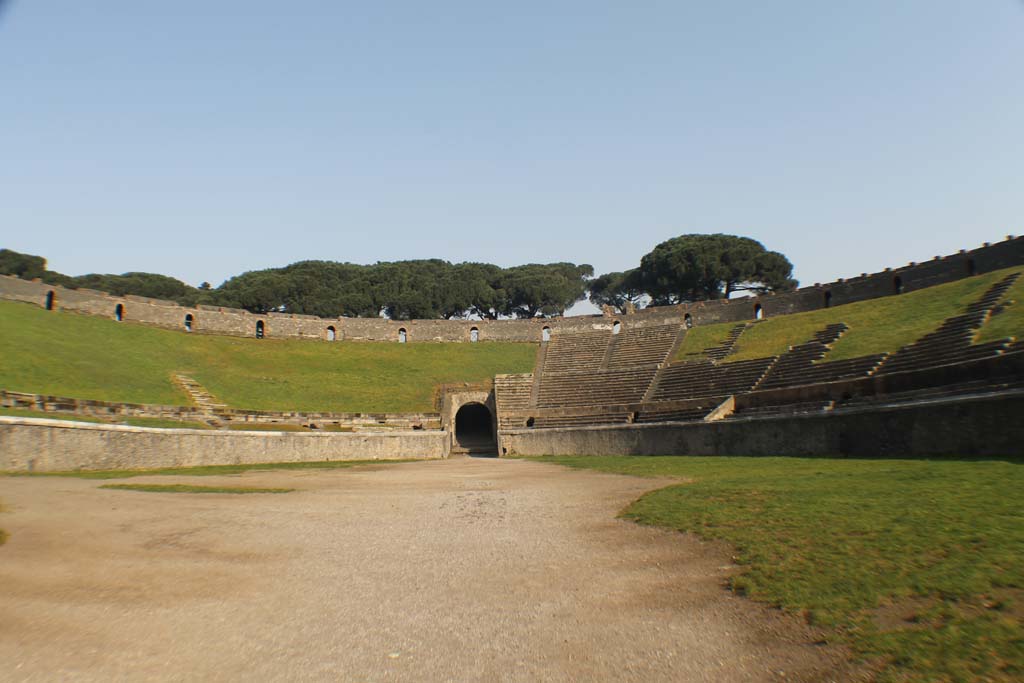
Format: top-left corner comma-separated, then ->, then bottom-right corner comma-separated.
498,393 -> 1024,459
0,417 -> 448,472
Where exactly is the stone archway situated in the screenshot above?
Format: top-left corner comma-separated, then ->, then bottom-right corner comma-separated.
453,402 -> 496,457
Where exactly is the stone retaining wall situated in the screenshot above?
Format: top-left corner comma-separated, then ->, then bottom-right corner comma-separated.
2,237 -> 1019,341
0,417 -> 449,472
498,393 -> 1024,459
0,390 -> 441,430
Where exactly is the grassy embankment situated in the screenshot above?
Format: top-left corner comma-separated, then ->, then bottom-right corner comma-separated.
0,300 -> 536,413
976,271 -> 1024,344
536,455 -> 1023,683
673,266 -> 1023,363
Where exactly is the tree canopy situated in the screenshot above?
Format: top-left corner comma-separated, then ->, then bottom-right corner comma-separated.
637,234 -> 796,304
0,249 -> 47,280
2,233 -> 796,319
159,258 -> 594,320
587,269 -> 646,314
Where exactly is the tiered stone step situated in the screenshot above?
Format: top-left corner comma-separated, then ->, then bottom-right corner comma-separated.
494,374 -> 533,410
494,373 -> 535,429
606,323 -> 681,368
835,378 -> 1024,410
729,400 -> 834,420
785,353 -> 888,385
876,273 -> 1019,375
650,357 -> 775,402
757,323 -> 848,390
634,398 -> 724,423
535,367 -> 657,408
531,411 -> 632,429
543,329 -> 612,373
172,374 -> 227,426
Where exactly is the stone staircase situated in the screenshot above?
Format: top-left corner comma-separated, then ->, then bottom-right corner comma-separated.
704,323 -> 751,361
172,374 -> 227,427
493,373 -> 534,429
648,357 -> 775,402
756,323 -> 849,391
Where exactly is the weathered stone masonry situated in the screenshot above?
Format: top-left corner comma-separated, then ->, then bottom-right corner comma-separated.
1,237 -> 1020,341
0,417 -> 447,472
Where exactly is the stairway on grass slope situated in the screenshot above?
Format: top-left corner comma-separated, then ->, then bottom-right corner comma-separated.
172,374 -> 227,427
756,323 -> 849,391
875,273 -> 1020,375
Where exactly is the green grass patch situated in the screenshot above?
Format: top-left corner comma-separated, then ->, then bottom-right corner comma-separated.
673,321 -> 737,361
0,301 -> 537,412
724,267 -> 1023,362
533,455 -> 1024,682
976,273 -> 1024,344
2,459 -> 413,479
99,483 -> 294,494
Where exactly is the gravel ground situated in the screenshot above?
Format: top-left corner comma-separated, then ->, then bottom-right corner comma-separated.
0,458 -> 854,682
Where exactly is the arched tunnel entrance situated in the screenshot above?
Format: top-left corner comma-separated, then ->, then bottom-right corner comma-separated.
454,402 -> 496,457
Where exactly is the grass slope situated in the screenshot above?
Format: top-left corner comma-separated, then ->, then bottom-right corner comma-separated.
726,267 -> 1023,363
674,321 -> 738,361
0,301 -> 536,412
535,455 -> 1024,683
976,271 -> 1024,344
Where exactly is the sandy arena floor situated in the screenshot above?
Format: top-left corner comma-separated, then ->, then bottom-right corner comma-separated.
0,458 -> 852,682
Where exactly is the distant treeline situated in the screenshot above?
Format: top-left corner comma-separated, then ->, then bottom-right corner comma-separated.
1,234 -> 796,319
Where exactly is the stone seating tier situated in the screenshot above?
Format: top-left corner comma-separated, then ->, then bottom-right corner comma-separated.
530,412 -> 632,429
878,340 -> 1010,375
757,323 -> 848,391
765,354 -> 888,388
703,323 -> 749,361
493,374 -> 533,411
606,323 -> 681,368
542,329 -> 612,373
836,377 -> 1024,409
535,368 -> 658,408
633,400 -> 723,423
650,357 -> 775,402
728,400 -> 834,420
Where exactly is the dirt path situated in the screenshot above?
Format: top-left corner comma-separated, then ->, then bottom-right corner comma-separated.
0,458 -> 849,682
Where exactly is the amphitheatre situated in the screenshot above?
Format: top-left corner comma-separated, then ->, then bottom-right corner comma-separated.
1,236 -> 1022,682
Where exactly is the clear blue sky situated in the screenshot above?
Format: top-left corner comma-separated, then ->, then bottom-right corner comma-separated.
2,1 -> 1022,313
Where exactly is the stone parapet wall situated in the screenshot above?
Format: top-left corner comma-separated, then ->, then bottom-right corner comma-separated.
2,236 -> 1020,341
0,417 -> 448,472
1,390 -> 209,422
499,392 -> 1024,459
1,390 -> 441,430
